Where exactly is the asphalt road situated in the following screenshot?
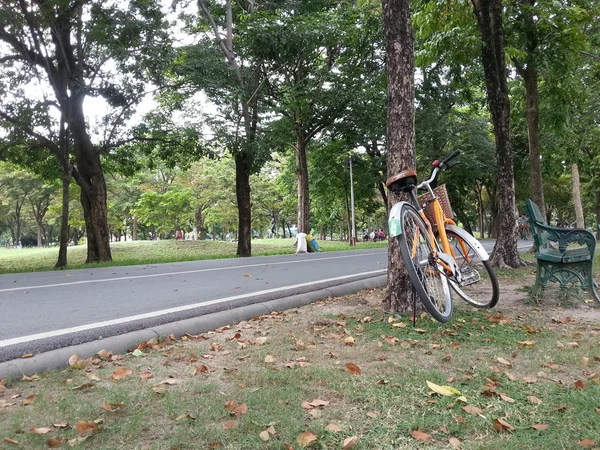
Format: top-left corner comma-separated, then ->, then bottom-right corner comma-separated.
0,239 -> 530,362
0,248 -> 388,361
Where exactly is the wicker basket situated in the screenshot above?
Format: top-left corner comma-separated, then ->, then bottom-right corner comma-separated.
417,184 -> 453,225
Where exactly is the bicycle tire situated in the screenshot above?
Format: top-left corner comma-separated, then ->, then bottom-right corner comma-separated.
445,229 -> 499,308
396,203 -> 453,323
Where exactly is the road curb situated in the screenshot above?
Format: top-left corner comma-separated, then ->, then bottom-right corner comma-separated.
0,274 -> 387,380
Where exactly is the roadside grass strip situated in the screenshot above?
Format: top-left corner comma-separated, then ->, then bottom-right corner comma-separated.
1,270 -> 599,449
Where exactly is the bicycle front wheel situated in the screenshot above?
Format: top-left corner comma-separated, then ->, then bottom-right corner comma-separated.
397,204 -> 453,323
446,229 -> 499,308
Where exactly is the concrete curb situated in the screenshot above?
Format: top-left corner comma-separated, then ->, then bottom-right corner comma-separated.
0,274 -> 387,380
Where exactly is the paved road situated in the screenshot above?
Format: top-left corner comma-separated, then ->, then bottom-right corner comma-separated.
0,239 -> 530,362
0,249 -> 388,361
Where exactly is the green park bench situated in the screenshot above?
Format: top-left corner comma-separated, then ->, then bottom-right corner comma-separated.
524,199 -> 600,302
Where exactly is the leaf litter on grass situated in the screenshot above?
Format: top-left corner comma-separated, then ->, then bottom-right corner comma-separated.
1,277 -> 600,449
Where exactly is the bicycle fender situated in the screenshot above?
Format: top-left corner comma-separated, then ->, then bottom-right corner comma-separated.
445,224 -> 490,261
388,201 -> 411,238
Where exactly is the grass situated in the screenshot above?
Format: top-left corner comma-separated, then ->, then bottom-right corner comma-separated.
1,266 -> 599,449
0,239 -> 387,274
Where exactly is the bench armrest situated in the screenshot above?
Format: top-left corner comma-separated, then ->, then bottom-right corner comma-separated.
534,222 -> 596,254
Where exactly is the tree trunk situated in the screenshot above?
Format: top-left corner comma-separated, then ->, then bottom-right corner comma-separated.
296,133 -> 310,233
471,0 -> 522,268
571,163 -> 585,228
132,215 -> 138,241
476,183 -> 485,239
595,190 -> 600,240
235,152 -> 252,257
381,0 -> 420,314
74,152 -> 112,263
55,171 -> 71,269
195,208 -> 206,240
36,220 -> 43,247
517,0 -> 546,218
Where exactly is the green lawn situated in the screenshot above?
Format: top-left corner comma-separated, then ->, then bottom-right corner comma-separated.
0,239 -> 387,274
1,266 -> 599,449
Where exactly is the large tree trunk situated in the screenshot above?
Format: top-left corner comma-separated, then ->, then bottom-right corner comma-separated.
132,215 -> 138,241
74,151 -> 112,263
381,0 -> 419,314
296,133 -> 310,233
572,163 -> 585,228
471,0 -> 522,268
517,0 -> 546,218
235,152 -> 252,257
55,171 -> 71,269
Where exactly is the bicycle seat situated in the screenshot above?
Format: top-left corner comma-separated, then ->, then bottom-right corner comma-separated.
386,169 -> 417,193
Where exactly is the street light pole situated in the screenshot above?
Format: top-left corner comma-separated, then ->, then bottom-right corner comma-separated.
349,156 -> 356,246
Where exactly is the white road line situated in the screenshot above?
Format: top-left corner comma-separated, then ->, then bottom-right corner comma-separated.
0,252 -> 386,293
0,269 -> 386,348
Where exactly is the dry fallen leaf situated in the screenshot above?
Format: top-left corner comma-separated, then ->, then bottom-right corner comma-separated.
76,421 -> 97,435
499,393 -> 515,403
231,403 -> 248,416
497,357 -> 513,368
527,395 -> 542,404
3,438 -> 19,446
297,431 -> 317,448
580,440 -> 595,447
531,424 -> 549,431
325,423 -> 342,432
346,363 -> 361,375
30,427 -> 54,435
462,405 -> 483,415
101,401 -> 122,412
574,380 -> 586,390
518,341 -> 536,347
152,385 -> 168,394
411,430 -> 432,442
85,373 -> 101,382
21,353 -> 34,359
344,336 -> 355,346
140,371 -> 154,381
264,355 -> 276,363
24,394 -> 35,405
493,418 -> 515,432
259,431 -> 270,442
46,438 -> 65,448
449,437 -> 461,449
342,436 -> 359,449
111,368 -> 133,380
309,399 -> 330,407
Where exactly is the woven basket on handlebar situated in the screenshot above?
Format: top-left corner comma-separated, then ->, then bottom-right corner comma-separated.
417,184 -> 453,225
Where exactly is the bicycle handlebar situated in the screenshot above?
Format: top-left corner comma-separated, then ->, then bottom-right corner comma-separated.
418,150 -> 462,191
440,149 -> 461,167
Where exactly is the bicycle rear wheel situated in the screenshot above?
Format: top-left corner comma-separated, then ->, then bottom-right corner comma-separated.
397,203 -> 453,322
446,229 -> 499,308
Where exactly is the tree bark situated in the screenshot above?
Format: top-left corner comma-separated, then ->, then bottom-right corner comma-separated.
195,208 -> 206,240
516,0 -> 546,218
595,190 -> 600,240
55,170 -> 71,269
571,163 -> 585,228
471,0 -> 522,267
235,152 -> 252,257
296,133 -> 310,233
381,0 -> 420,314
72,145 -> 112,263
132,215 -> 138,241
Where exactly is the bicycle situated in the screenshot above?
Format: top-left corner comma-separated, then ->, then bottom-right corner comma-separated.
385,150 -> 500,323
